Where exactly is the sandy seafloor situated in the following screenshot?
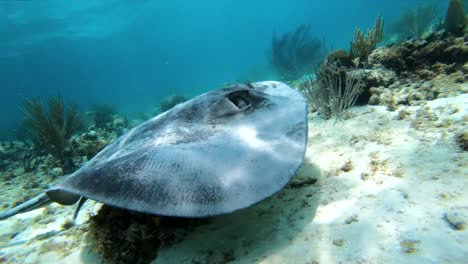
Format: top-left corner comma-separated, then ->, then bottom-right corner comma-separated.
0,93 -> 466,264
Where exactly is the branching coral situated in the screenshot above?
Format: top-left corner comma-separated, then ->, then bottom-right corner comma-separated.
270,24 -> 322,80
299,61 -> 363,120
349,16 -> 384,63
22,96 -> 85,168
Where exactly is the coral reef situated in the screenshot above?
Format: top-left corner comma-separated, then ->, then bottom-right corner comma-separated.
270,24 -> 322,80
92,104 -> 117,130
88,205 -> 208,264
0,112 -> 128,211
160,94 -> 188,113
368,32 -> 467,76
300,24 -> 466,111
296,6 -> 466,121
0,142 -> 63,210
367,31 -> 467,107
0,141 -> 28,173
72,131 -> 110,160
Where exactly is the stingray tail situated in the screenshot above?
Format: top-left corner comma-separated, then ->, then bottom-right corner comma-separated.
72,197 -> 87,221
0,193 -> 52,221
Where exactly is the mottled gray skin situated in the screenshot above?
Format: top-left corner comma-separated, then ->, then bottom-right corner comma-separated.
46,81 -> 308,217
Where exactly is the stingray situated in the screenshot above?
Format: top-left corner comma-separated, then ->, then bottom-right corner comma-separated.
0,81 -> 307,220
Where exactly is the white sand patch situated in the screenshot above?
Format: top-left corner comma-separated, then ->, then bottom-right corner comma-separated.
0,94 -> 466,263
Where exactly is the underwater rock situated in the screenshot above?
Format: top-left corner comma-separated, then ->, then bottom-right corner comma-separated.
74,114 -> 130,161
344,214 -> 359,224
368,32 -> 468,77
368,46 -> 407,74
444,208 -> 467,230
74,132 -> 109,160
332,239 -> 345,247
112,116 -> 129,133
359,68 -> 397,88
0,141 -> 28,163
83,130 -> 98,140
288,177 -> 317,189
400,239 -> 421,254
326,49 -> 353,67
351,68 -> 398,105
340,159 -> 354,172
369,72 -> 467,108
456,130 -> 468,151
364,30 -> 468,109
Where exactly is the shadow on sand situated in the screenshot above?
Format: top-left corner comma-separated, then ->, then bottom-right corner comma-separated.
159,160 -> 322,263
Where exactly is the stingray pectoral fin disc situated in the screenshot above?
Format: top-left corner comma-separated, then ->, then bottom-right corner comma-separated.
47,81 -> 308,217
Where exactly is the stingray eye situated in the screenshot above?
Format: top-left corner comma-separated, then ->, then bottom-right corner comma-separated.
231,96 -> 249,109
226,91 -> 251,110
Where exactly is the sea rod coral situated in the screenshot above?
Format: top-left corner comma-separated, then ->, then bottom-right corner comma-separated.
22,95 -> 85,171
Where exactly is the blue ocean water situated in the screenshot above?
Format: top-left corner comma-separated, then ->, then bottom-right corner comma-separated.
0,0 -> 446,139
